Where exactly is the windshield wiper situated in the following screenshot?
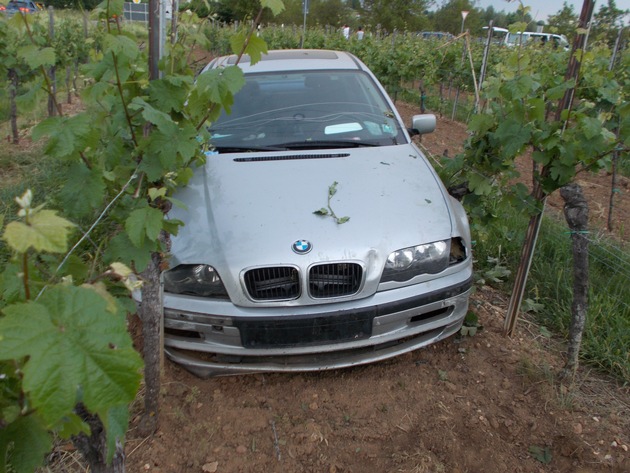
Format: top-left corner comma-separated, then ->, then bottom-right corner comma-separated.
274,140 -> 381,150
211,145 -> 288,153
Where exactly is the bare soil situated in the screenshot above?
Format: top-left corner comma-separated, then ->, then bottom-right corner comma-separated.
122,104 -> 630,473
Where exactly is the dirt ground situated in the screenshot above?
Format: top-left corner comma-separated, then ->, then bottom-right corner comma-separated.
121,104 -> 630,473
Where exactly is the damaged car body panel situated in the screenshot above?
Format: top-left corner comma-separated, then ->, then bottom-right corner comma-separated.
161,50 -> 473,377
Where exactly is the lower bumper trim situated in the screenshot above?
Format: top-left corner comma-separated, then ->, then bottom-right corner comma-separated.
165,317 -> 463,378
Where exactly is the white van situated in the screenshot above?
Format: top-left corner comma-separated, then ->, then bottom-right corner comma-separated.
505,31 -> 570,50
482,27 -> 569,51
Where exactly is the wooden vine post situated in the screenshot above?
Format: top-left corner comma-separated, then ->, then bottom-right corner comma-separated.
137,0 -> 164,438
559,184 -> 589,380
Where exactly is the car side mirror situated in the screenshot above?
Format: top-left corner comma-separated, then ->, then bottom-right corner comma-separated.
410,114 -> 436,135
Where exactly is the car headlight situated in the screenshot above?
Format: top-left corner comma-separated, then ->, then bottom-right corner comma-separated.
381,238 -> 467,283
163,264 -> 229,298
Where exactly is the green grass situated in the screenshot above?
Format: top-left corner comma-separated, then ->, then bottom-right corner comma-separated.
472,204 -> 630,382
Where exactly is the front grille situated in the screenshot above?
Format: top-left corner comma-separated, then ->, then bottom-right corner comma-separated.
235,312 -> 374,348
309,263 -> 362,298
244,263 -> 363,301
244,267 -> 299,301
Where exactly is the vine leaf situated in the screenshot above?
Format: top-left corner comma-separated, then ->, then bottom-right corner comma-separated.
3,210 -> 74,254
190,66 -> 245,119
33,115 -> 100,160
261,0 -> 285,16
104,232 -> 153,271
313,208 -> 329,216
504,74 -> 539,100
102,404 -> 130,463
56,413 -> 91,439
0,414 -> 52,473
230,32 -> 268,65
495,118 -> 530,157
313,182 -> 350,224
528,445 -> 552,464
148,76 -> 192,113
130,97 -> 177,132
147,122 -> 200,170
18,45 -> 55,69
467,173 -> 494,196
125,206 -> 164,248
0,285 -> 142,430
59,163 -> 106,219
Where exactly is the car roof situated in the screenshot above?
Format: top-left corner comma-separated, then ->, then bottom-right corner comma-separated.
212,49 -> 367,74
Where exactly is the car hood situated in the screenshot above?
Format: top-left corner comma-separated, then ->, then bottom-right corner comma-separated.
167,144 -> 454,299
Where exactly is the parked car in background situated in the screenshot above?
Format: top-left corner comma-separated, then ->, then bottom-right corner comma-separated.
482,27 -> 569,50
505,31 -> 569,50
159,49 -> 473,377
419,31 -> 454,41
3,0 -> 41,15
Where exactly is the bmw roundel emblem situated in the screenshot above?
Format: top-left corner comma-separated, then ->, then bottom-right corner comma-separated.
292,239 -> 312,254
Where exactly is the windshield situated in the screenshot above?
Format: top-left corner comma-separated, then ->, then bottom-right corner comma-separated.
208,70 -> 407,151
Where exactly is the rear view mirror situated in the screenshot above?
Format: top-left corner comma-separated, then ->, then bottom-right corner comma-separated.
410,114 -> 436,135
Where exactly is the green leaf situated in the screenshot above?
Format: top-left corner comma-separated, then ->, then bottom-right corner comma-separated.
193,66 -> 245,117
243,34 -> 268,65
0,285 -> 142,427
103,34 -> 139,60
148,187 -> 167,202
313,208 -> 329,216
162,218 -> 183,236
526,98 -> 545,122
261,0 -> 285,16
546,79 -> 575,100
0,262 -> 25,307
125,206 -> 164,248
146,122 -> 200,171
56,413 -> 91,439
101,404 -> 129,463
337,216 -> 350,224
148,76 -> 192,113
58,163 -> 106,218
221,66 -> 247,96
17,45 -> 56,69
468,113 -> 495,134
464,311 -> 478,327
532,150 -> 552,166
104,232 -> 153,272
495,118 -> 530,157
0,414 -> 52,473
522,298 -> 545,314
529,445 -> 552,464
33,114 -> 100,160
58,255 -> 90,283
580,117 -> 603,140
96,0 -> 124,16
130,98 -> 177,133
3,210 -> 74,254
467,173 -> 494,196
503,75 -> 538,100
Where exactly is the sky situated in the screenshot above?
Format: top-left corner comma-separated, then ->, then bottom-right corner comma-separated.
473,0 -> 596,22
